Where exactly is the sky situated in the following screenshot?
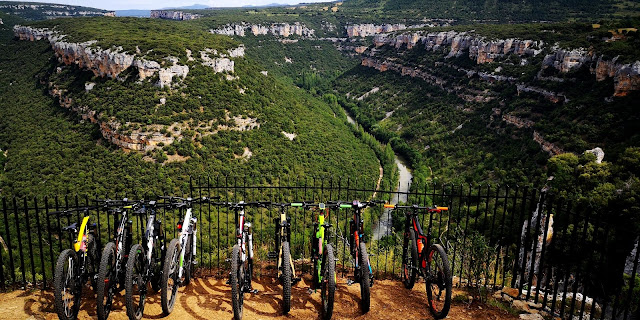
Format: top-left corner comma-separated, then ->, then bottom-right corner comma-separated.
1,0 -> 331,10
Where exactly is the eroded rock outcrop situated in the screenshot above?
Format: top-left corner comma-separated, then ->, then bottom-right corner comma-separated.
542,50 -> 640,96
533,131 -> 563,156
211,23 -> 314,38
150,10 -> 199,20
14,25 -> 188,86
373,31 -> 543,64
370,29 -> 640,96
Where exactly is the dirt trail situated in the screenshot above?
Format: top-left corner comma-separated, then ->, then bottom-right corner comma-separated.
0,276 -> 519,320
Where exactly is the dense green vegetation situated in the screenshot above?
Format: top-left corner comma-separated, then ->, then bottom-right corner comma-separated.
0,16 -> 380,197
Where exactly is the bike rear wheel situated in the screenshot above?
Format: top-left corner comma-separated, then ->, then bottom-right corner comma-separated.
97,242 -> 116,320
425,244 -> 452,319
230,244 -> 244,320
125,244 -> 147,320
358,241 -> 371,313
161,238 -> 180,315
402,230 -> 418,289
282,241 -> 292,314
321,244 -> 336,320
54,249 -> 81,320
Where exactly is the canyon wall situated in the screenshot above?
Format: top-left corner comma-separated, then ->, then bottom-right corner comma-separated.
211,22 -> 315,37
369,30 -> 640,96
14,25 -> 243,87
150,10 -> 199,20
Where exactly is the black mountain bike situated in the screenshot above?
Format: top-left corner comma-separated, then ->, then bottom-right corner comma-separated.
125,200 -> 166,320
51,206 -> 100,320
224,201 -> 267,320
334,200 -> 384,313
268,202 -> 302,314
95,199 -> 136,320
384,203 -> 452,319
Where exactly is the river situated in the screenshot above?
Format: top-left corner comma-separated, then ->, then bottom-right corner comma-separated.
373,156 -> 411,241
342,109 -> 413,241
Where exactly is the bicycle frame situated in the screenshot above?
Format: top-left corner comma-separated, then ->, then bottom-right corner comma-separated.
235,202 -> 254,271
276,205 -> 295,279
141,204 -> 164,278
177,206 -> 197,280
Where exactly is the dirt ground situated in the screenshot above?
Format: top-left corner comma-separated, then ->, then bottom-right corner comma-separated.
0,275 -> 520,320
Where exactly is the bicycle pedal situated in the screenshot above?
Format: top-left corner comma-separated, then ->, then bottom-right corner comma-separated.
346,279 -> 355,286
267,251 -> 277,259
225,278 -> 230,285
250,289 -> 259,294
307,288 -> 315,295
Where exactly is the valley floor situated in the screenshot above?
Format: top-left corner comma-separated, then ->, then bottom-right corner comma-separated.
0,275 -> 519,320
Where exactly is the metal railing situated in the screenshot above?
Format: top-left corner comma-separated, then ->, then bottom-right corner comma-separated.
0,176 -> 637,320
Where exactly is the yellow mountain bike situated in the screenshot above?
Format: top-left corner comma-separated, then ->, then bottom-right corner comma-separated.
51,206 -> 100,320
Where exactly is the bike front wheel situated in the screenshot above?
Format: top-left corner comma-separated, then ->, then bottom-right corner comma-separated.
282,241 -> 292,314
161,238 -> 180,315
425,244 -> 452,319
358,241 -> 371,313
125,244 -> 147,320
230,244 -> 244,320
54,249 -> 81,320
321,244 -> 336,320
96,242 -> 117,320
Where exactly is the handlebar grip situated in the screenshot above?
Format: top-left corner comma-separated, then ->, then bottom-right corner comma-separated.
384,204 -> 395,208
436,206 -> 449,211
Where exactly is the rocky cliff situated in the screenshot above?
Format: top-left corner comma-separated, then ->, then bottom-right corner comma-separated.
345,21 -> 452,38
370,30 -> 640,96
14,25 -> 243,87
211,22 -> 314,37
543,50 -> 640,97
373,31 -> 543,64
14,25 -> 248,154
150,10 -> 199,20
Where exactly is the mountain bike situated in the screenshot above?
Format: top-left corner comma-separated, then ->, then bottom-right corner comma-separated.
51,206 -> 100,320
95,199 -> 136,320
223,201 -> 268,320
384,203 -> 452,319
298,202 -> 337,320
268,202 -> 302,314
125,200 -> 166,320
334,199 -> 384,313
161,196 -> 219,315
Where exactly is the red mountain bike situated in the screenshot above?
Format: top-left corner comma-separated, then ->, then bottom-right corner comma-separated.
384,204 -> 452,319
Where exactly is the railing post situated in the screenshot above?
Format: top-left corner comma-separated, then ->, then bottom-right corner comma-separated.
34,197 -> 46,290
2,197 -> 15,287
13,197 -> 26,286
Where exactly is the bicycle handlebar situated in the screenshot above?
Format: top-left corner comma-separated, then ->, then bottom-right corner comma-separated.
383,203 -> 449,212
48,206 -> 98,216
216,201 -> 270,209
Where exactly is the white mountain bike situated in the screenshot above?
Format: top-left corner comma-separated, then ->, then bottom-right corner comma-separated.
160,196 -> 218,315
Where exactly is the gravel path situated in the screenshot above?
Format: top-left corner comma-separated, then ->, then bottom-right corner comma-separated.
0,276 -> 520,320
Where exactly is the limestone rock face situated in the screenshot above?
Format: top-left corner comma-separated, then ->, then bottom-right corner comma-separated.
585,147 -> 605,163
150,10 -> 199,20
211,23 -> 314,38
200,50 -> 235,73
14,25 -> 190,87
542,48 -> 589,73
368,28 -> 640,96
